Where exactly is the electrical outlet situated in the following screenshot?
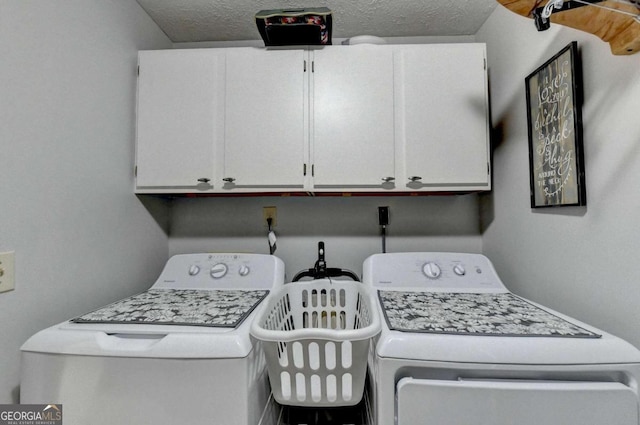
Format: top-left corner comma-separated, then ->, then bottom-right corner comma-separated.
0,251 -> 15,293
378,206 -> 390,226
263,206 -> 277,227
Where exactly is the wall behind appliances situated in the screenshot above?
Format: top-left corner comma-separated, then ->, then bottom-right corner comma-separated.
0,1 -> 171,403
169,195 -> 483,280
477,7 -> 640,348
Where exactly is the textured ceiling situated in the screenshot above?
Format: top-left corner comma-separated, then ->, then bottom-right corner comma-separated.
135,0 -> 498,43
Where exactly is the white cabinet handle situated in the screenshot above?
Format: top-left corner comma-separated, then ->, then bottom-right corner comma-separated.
382,177 -> 395,182
408,176 -> 422,182
222,177 -> 236,183
197,178 -> 210,183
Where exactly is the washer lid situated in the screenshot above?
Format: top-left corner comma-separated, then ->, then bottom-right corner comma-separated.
377,291 -> 600,338
377,329 -> 640,365
21,314 -> 259,359
375,297 -> 640,365
71,289 -> 268,329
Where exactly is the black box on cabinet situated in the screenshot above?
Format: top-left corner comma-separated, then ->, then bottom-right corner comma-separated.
255,8 -> 332,46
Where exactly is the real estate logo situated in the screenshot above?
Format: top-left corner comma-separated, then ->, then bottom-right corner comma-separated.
0,404 -> 62,425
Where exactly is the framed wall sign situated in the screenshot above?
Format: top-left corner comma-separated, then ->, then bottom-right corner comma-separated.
525,41 -> 586,208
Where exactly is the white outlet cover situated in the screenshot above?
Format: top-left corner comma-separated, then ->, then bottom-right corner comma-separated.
0,251 -> 15,293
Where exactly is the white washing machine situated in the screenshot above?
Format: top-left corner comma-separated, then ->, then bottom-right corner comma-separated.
21,253 -> 284,425
363,252 -> 640,425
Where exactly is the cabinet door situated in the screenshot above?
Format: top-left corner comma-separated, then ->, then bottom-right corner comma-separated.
312,46 -> 395,188
223,48 -> 307,189
136,50 -> 224,190
396,44 -> 490,188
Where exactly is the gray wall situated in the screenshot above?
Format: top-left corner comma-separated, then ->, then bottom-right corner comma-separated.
477,8 -> 640,348
0,1 -> 171,403
169,195 -> 483,281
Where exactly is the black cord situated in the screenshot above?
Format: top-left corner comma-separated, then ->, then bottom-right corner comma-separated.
381,224 -> 386,253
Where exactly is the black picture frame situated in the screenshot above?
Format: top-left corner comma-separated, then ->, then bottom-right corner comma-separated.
525,42 -> 586,208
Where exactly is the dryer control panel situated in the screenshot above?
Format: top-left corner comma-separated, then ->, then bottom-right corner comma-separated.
362,252 -> 507,292
151,253 -> 285,290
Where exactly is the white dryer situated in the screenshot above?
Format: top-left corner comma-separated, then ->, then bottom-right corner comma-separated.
21,253 -> 284,425
363,252 -> 640,425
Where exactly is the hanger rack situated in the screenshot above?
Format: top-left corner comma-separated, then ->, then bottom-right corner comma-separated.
498,0 -> 640,55
533,0 -> 640,30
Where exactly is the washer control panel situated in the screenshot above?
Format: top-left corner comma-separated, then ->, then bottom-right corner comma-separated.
151,253 -> 285,290
363,252 -> 507,291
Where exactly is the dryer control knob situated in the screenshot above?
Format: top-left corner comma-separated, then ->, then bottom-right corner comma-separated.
188,265 -> 201,276
238,265 -> 250,276
210,263 -> 228,279
453,264 -> 466,276
422,262 -> 441,279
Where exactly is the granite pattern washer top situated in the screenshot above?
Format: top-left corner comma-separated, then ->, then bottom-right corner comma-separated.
72,289 -> 269,328
378,291 -> 600,338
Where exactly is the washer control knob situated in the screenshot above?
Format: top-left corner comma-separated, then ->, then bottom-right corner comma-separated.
453,264 -> 466,276
238,265 -> 250,277
210,263 -> 228,279
422,262 -> 441,279
188,265 -> 201,276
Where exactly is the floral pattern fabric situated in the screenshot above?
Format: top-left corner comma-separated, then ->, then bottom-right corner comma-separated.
72,289 -> 269,328
378,291 -> 600,338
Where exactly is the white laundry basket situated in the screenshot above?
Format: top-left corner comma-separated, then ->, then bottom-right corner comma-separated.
250,279 -> 380,407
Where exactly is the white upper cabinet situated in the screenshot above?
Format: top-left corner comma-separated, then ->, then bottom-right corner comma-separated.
136,49 -> 224,191
395,44 -> 490,190
134,44 -> 491,194
223,48 -> 307,189
311,46 -> 395,189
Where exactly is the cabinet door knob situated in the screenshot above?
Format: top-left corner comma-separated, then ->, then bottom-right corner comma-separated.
197,178 -> 210,183
382,177 -> 395,183
408,176 -> 422,182
222,177 -> 236,183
